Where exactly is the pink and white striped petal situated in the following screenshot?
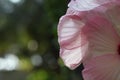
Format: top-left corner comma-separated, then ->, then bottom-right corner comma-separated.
68,0 -> 116,11
58,14 -> 89,69
82,54 -> 120,80
82,13 -> 120,58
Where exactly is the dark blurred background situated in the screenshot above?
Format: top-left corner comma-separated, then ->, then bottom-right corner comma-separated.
0,0 -> 83,80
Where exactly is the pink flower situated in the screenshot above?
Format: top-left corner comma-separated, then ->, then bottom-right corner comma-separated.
58,0 -> 120,80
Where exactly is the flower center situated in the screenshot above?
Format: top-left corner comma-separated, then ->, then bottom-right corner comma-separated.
118,45 -> 120,55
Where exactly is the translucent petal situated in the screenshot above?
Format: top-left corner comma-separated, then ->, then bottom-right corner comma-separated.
58,0 -> 120,70
68,0 -> 115,11
105,4 -> 120,36
82,14 -> 120,57
82,54 -> 120,80
58,14 -> 89,69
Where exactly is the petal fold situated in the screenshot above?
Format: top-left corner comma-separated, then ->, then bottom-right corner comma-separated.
58,14 -> 89,69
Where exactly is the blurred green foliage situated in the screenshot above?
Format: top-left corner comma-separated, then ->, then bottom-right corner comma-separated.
0,0 -> 83,80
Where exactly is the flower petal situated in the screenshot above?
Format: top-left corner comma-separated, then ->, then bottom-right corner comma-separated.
68,0 -> 114,11
82,54 -> 120,80
68,0 -> 100,11
58,14 -> 89,69
58,0 -> 120,70
105,4 -> 120,36
82,14 -> 120,57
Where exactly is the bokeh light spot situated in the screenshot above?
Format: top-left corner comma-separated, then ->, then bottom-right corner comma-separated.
9,0 -> 22,4
31,54 -> 43,67
28,40 -> 38,51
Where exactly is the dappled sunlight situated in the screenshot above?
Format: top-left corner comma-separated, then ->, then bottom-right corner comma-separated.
0,0 -> 83,80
